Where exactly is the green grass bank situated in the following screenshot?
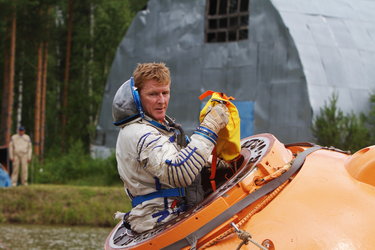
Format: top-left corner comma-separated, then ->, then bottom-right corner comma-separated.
0,184 -> 131,227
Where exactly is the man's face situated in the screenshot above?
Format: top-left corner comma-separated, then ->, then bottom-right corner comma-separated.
18,130 -> 25,136
139,79 -> 170,121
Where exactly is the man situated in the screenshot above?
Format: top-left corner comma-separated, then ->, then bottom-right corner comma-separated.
112,62 -> 229,233
9,126 -> 33,186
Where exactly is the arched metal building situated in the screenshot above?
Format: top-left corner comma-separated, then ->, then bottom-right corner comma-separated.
93,0 -> 375,156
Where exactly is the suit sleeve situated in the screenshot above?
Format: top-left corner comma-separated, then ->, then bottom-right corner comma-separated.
8,137 -> 14,160
27,136 -> 32,160
136,128 -> 214,187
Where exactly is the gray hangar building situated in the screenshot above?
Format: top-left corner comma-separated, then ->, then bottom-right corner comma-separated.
93,0 -> 375,156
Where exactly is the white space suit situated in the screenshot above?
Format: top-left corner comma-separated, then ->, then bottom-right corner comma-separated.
113,78 -> 227,233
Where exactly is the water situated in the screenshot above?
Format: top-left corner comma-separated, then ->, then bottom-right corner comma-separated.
0,223 -> 111,250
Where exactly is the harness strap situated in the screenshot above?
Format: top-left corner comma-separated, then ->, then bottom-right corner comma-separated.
165,116 -> 189,147
210,147 -> 218,192
163,146 -> 322,250
131,188 -> 185,208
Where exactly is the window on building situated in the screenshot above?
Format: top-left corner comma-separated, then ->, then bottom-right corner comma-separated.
206,0 -> 249,43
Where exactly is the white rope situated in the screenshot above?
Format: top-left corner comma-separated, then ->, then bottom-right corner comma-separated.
231,222 -> 267,250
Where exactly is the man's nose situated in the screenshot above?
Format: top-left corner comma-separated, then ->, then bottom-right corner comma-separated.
157,94 -> 165,103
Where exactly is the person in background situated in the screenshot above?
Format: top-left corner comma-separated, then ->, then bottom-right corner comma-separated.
9,126 -> 33,186
112,62 -> 229,233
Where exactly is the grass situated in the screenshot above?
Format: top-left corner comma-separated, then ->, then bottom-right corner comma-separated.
0,184 -> 131,227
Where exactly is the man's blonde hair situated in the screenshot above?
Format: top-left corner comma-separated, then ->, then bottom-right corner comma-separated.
133,62 -> 171,90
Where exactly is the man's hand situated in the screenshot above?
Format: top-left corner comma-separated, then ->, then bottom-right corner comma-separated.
201,103 -> 229,134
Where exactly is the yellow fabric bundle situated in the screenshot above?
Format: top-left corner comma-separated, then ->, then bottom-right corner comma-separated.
199,91 -> 241,162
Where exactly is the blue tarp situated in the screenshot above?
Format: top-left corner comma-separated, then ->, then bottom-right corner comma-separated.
232,101 -> 254,139
0,167 -> 11,187
201,100 -> 254,139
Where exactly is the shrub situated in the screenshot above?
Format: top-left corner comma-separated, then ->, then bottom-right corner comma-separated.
31,141 -> 120,186
367,94 -> 375,142
312,93 -> 371,152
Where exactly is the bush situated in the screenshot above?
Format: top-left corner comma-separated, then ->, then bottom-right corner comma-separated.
312,93 -> 372,152
367,94 -> 375,142
31,141 -> 120,186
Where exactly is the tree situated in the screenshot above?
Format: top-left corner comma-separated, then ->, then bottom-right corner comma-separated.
0,5 -> 17,146
0,24 -> 11,145
40,41 -> 48,157
61,0 -> 73,151
365,93 -> 375,144
0,0 -> 147,156
312,93 -> 371,152
34,42 -> 43,157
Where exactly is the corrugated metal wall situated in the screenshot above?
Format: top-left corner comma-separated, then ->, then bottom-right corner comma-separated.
94,0 -> 375,152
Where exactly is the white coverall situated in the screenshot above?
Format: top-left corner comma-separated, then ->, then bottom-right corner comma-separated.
116,118 -> 214,233
9,133 -> 32,186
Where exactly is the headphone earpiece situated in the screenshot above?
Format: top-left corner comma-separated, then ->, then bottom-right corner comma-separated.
130,77 -> 144,118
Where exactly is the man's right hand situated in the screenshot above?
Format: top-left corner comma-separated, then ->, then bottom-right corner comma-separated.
200,103 -> 229,134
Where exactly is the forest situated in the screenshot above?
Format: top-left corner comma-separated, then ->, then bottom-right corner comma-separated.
0,0 -> 147,160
